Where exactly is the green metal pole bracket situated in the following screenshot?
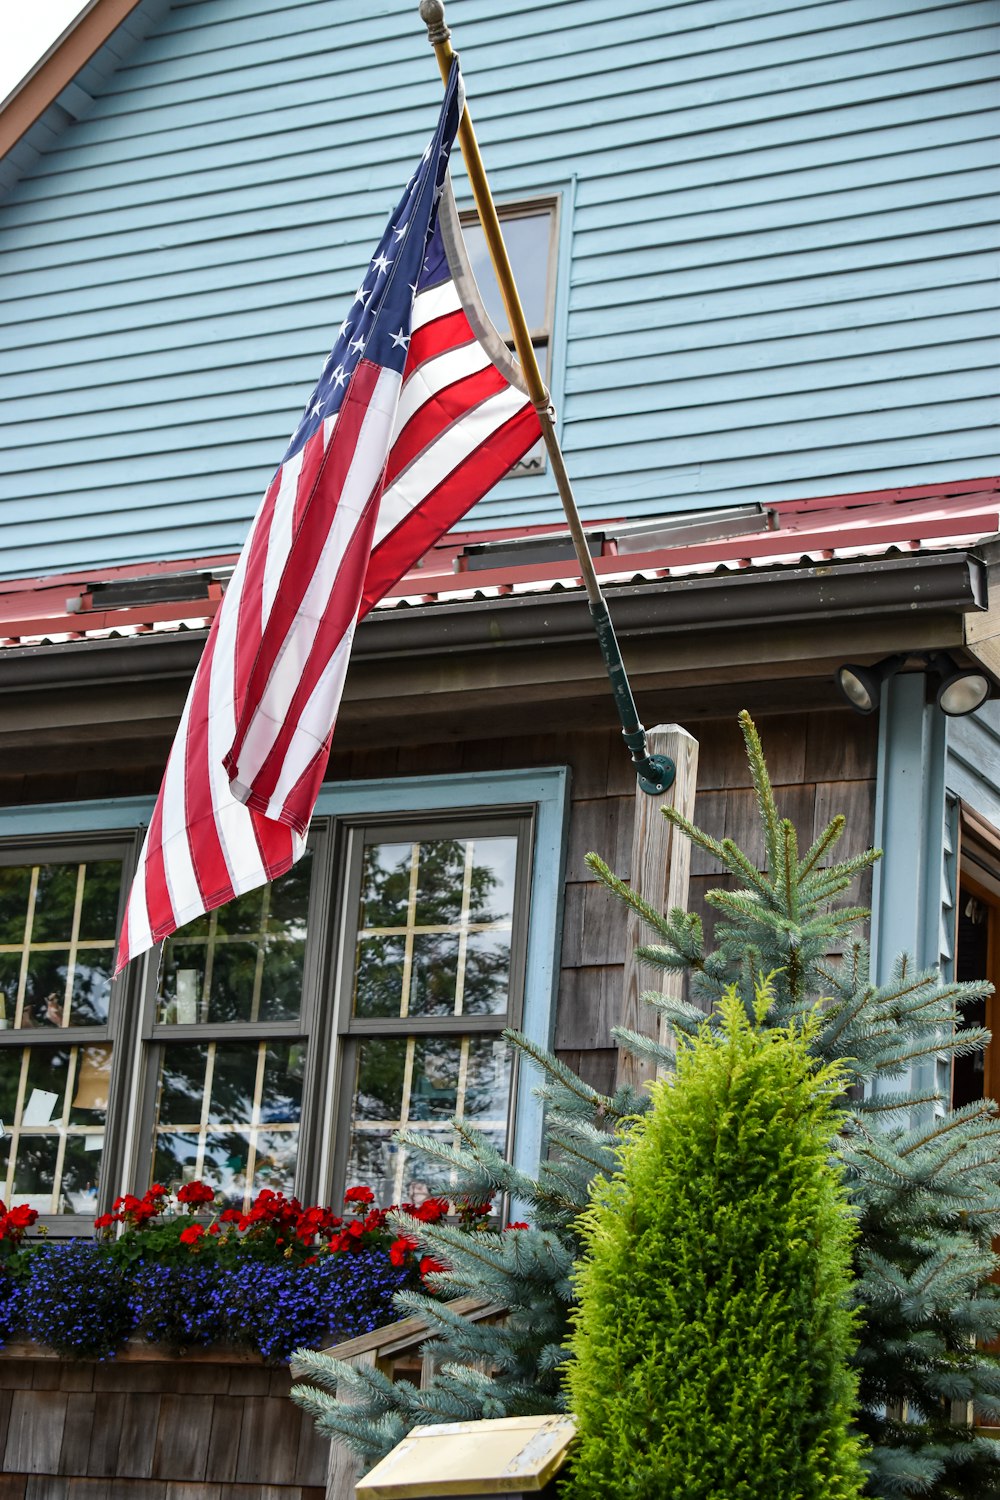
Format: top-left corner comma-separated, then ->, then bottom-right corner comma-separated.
589,599 -> 676,796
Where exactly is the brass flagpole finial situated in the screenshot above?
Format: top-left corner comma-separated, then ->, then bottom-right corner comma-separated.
419,0 -> 451,47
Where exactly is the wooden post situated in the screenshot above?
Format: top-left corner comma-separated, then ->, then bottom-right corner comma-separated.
616,724 -> 700,1092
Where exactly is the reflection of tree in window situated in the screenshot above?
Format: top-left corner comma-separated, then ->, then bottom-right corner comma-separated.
355,836 -> 515,1020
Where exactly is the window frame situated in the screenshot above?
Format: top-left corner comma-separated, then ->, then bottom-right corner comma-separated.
329,809 -> 535,1209
0,827 -> 144,1233
458,192 -> 564,478
0,768 -> 569,1224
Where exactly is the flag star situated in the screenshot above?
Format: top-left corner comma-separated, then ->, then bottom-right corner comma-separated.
310,399 -> 325,417
372,252 -> 393,276
409,281 -> 419,294
349,336 -> 366,354
352,285 -> 370,308
393,223 -> 408,241
390,328 -> 411,351
330,365 -> 349,388
337,319 -> 351,340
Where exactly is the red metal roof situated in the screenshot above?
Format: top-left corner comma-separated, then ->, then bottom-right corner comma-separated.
1,478 -> 998,649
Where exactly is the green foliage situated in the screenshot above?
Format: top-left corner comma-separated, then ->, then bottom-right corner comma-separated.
565,985 -> 865,1500
293,711 -> 1000,1498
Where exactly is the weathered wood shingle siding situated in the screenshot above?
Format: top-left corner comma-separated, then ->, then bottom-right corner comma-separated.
1,0 -> 998,576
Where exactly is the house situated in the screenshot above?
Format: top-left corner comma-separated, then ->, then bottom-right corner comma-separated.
0,0 -> 999,1492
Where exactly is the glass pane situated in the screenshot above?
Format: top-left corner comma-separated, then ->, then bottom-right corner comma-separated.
409,1037 -> 461,1121
353,934 -> 405,1018
0,867 -> 31,944
79,861 -> 123,940
462,930 -> 512,1016
215,887 -> 267,937
414,839 -> 467,927
206,941 -> 260,1024
21,951 -> 69,1029
410,932 -> 460,1016
465,1036 -> 512,1124
157,944 -> 207,1025
462,211 -> 553,334
469,837 -> 517,925
353,1037 -> 407,1121
0,953 -> 20,1030
69,950 -> 113,1027
0,1043 -> 110,1214
31,865 -> 78,944
156,856 -> 311,1026
258,938 -> 306,1022
360,841 -> 412,928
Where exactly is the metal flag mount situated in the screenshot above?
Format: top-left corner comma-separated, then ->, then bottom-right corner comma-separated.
418,0 -> 676,797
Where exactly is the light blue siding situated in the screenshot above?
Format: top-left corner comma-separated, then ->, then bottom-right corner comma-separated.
946,700 -> 1000,830
0,0 -> 998,576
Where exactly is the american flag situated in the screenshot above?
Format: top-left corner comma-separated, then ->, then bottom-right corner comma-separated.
116,62 -> 541,972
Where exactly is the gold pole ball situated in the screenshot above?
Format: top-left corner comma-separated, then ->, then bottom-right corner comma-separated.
419,0 -> 451,45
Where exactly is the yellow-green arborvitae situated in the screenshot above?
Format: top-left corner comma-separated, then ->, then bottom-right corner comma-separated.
564,983 -> 865,1500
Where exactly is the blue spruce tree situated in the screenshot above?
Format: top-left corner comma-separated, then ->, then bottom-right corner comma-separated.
291,711 -> 1000,1499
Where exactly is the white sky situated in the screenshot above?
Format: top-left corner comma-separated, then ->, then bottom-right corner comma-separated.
1,0 -> 92,104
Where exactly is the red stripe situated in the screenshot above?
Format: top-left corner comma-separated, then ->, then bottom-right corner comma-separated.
404,308 -> 473,377
361,403 -> 541,616
233,467 -> 281,725
224,359 -> 381,786
383,362 -> 508,492
183,628 -> 235,911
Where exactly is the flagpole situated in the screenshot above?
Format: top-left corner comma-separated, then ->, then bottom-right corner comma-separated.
418,0 -> 675,797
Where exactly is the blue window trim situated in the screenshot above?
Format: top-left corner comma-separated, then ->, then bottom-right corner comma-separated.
0,765 -> 570,1186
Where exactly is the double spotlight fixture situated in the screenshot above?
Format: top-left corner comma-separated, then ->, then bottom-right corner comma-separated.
835,652 -> 993,718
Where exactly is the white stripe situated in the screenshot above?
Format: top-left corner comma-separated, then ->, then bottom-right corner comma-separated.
375,383 -> 529,546
266,624 -> 356,819
410,279 -> 462,332
208,542 -> 268,892
261,445 -> 305,626
125,837 -> 153,962
156,687 -> 202,931
391,338 -> 491,441
228,366 -> 402,800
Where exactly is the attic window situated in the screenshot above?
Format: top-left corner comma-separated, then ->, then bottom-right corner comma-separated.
460,197 -> 559,476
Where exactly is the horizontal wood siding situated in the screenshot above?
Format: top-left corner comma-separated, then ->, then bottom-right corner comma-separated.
0,0 -> 997,575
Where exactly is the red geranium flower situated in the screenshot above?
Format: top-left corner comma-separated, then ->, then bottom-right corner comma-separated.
505,1222 -> 530,1231
344,1185 -> 375,1207
419,1254 -> 447,1280
412,1197 -> 449,1223
389,1233 -> 418,1267
177,1180 -> 215,1208
179,1223 -> 205,1246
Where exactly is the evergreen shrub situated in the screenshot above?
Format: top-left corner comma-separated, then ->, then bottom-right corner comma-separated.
565,984 -> 865,1500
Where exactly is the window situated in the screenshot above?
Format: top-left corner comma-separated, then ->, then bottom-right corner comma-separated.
334,817 -> 531,1205
0,771 -> 567,1226
0,841 -> 131,1222
461,197 -> 560,476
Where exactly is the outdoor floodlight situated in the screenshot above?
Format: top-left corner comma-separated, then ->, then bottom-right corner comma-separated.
835,652 -> 994,719
927,653 -> 992,717
834,655 -> 906,715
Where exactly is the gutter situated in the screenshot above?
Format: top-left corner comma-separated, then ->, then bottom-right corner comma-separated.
0,550 -> 984,694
